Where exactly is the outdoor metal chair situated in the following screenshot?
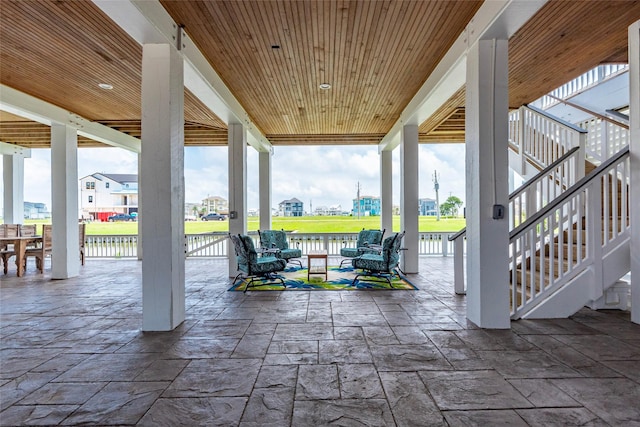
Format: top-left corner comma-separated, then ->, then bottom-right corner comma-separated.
229,233 -> 287,292
339,228 -> 385,268
351,231 -> 405,287
258,229 -> 303,267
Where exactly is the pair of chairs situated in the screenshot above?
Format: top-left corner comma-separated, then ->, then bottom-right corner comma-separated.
258,229 -> 302,267
229,234 -> 287,292
1,223 -> 86,275
351,231 -> 406,287
339,228 -> 385,267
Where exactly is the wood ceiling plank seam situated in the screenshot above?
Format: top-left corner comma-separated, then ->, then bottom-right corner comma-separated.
374,1 -> 445,129
219,2 -> 269,116
350,1 -> 385,128
288,0 -> 316,136
256,0 -> 293,135
231,1 -> 279,122
309,0 -> 324,134
320,0 -> 334,134
261,0 -> 300,135
355,1 -> 396,133
360,1 -> 416,132
334,0 -> 354,134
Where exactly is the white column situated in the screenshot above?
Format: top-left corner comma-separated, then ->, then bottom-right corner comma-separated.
2,155 -> 25,224
50,124 -> 80,279
137,153 -> 142,261
465,38 -> 510,329
629,21 -> 640,325
140,43 -> 185,331
259,150 -> 272,231
380,150 -> 393,234
228,123 -> 247,277
400,124 -> 419,274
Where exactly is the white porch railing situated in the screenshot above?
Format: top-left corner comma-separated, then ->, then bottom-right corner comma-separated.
509,147 -> 630,319
85,231 -> 462,259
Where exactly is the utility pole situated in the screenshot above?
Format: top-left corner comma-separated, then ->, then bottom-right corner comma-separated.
356,181 -> 361,219
433,170 -> 441,221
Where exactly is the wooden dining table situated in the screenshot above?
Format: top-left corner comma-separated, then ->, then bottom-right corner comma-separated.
0,236 -> 43,277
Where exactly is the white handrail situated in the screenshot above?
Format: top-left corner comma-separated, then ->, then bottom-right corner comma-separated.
510,147 -> 630,318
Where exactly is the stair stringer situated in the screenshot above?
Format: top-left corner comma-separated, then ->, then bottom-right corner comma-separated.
521,237 -> 630,319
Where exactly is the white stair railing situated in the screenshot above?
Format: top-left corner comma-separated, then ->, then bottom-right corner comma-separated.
509,105 -> 587,175
577,117 -> 630,165
509,147 -> 630,319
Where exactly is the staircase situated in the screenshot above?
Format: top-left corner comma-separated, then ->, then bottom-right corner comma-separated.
451,103 -> 631,320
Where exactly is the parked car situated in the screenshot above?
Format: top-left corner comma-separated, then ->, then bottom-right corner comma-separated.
201,213 -> 226,221
108,213 -> 135,222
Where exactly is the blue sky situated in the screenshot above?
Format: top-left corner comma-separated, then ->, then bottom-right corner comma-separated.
1,143 -> 466,214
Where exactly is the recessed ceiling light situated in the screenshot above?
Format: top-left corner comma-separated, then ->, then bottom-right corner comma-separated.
98,83 -> 113,90
319,83 -> 331,90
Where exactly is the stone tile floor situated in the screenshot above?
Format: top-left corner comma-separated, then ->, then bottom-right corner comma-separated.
1,257 -> 639,426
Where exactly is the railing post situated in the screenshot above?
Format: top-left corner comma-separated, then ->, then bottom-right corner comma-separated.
577,131 -> 586,180
442,234 -> 448,257
453,236 -> 465,294
519,106 -> 527,174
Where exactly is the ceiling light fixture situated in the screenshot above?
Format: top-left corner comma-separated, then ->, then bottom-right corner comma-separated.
319,83 -> 331,90
98,83 -> 113,90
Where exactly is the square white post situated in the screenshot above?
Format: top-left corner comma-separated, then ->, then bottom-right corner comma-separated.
465,39 -> 510,329
2,154 -> 25,224
141,43 -> 185,331
50,124 -> 80,279
228,123 -> 247,277
380,149 -> 393,234
400,124 -> 419,274
137,153 -> 143,260
259,150 -> 272,231
629,21 -> 640,324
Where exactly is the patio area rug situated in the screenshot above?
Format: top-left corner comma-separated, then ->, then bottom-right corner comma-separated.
228,266 -> 417,291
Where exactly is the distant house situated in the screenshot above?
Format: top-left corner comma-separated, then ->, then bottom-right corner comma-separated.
352,196 -> 380,216
24,202 -> 50,219
202,196 -> 228,215
79,173 -> 138,220
279,198 -> 303,217
419,198 -> 438,216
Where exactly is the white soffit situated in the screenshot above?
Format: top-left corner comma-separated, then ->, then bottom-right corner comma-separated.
93,0 -> 272,153
0,85 -> 141,153
379,0 -> 548,152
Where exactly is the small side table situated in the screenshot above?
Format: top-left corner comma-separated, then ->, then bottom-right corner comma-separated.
307,249 -> 328,280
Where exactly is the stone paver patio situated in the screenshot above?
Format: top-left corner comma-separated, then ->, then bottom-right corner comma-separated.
1,257 -> 639,426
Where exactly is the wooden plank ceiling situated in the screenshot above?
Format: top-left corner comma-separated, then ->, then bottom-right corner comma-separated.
0,1 -> 638,149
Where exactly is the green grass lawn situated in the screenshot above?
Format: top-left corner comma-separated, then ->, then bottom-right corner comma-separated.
18,215 -> 465,235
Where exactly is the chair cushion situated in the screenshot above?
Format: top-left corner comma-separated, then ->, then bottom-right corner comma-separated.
352,253 -> 385,271
253,257 -> 287,274
279,248 -> 301,259
340,247 -> 359,258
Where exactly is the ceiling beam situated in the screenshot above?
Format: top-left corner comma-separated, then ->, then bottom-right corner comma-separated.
0,85 -> 141,152
0,140 -> 31,157
93,0 -> 272,153
379,0 -> 547,152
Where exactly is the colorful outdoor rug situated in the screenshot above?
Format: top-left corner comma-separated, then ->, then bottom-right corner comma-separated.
228,265 -> 418,291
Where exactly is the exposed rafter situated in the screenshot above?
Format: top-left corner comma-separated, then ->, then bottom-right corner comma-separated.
0,85 -> 141,152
